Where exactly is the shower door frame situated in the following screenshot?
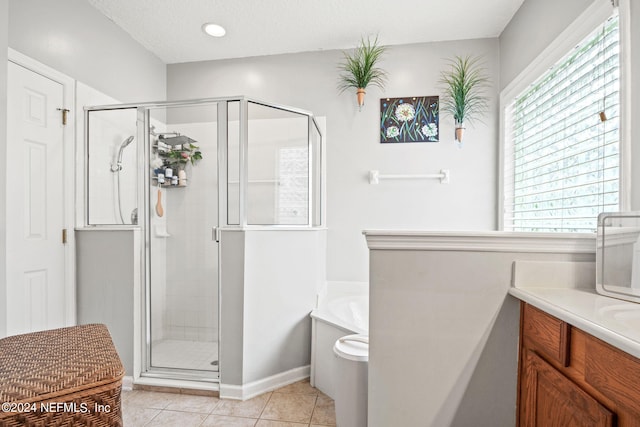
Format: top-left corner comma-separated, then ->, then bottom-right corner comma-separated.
140,99 -> 228,383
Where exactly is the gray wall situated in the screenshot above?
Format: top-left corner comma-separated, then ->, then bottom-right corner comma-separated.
499,0 -> 595,91
0,0 -> 8,337
168,38 -> 500,282
8,0 -> 166,103
76,230 -> 136,375
220,231 -> 245,386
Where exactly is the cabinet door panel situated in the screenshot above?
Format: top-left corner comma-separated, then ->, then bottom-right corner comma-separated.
520,348 -> 614,427
585,335 -> 640,416
522,303 -> 570,366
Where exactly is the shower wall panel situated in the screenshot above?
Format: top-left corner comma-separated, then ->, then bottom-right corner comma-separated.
86,107 -> 137,225
228,116 -> 311,225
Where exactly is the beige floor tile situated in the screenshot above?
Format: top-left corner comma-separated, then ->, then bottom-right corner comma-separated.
201,414 -> 258,426
122,390 -> 176,410
255,420 -> 308,427
273,379 -> 318,395
260,393 -> 316,423
145,409 -> 207,426
121,407 -> 161,427
310,393 -> 336,426
163,393 -> 219,413
211,393 -> 271,418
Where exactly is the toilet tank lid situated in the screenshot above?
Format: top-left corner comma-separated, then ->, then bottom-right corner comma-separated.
333,334 -> 369,362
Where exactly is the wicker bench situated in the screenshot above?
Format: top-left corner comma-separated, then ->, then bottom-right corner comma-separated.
0,324 -> 124,427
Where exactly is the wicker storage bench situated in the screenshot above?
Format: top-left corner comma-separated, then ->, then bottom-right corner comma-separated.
0,324 -> 124,427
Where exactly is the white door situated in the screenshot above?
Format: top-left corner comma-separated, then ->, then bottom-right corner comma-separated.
6,61 -> 67,335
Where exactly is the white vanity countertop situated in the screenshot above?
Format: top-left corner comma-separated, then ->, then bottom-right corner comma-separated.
509,286 -> 640,359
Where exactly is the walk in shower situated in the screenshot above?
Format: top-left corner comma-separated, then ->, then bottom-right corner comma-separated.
84,97 -> 324,387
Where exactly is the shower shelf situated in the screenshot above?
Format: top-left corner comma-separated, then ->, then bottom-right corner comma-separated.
151,176 -> 188,188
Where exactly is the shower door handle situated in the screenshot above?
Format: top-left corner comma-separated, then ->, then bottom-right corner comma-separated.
212,227 -> 220,242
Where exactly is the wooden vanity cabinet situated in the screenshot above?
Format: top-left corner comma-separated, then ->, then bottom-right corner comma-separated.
518,302 -> 640,427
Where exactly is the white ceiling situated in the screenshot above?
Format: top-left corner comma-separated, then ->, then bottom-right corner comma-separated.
86,0 -> 525,64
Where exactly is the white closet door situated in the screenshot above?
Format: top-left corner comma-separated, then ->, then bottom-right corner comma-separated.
6,61 -> 67,335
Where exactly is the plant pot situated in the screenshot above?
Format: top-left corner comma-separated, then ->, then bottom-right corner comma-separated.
455,125 -> 465,142
356,88 -> 366,110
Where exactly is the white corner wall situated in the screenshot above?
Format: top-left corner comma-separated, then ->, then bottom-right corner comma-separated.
242,230 -> 326,384
168,38 -> 500,282
219,228 -> 326,397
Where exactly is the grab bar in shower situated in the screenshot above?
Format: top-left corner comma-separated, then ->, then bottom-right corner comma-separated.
368,169 -> 450,185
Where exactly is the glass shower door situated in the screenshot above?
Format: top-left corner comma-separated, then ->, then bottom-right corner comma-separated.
146,103 -> 219,378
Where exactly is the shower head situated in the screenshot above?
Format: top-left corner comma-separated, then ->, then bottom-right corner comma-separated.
111,136 -> 135,172
117,136 -> 135,162
122,135 -> 134,146
120,135 -> 134,149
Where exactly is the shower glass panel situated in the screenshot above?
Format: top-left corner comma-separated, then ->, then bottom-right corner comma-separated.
86,108 -> 138,225
311,120 -> 323,227
227,101 -> 241,225
247,101 -> 310,225
147,103 -> 219,376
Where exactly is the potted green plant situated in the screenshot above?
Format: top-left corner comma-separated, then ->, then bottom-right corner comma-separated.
162,143 -> 203,169
439,55 -> 490,142
338,36 -> 388,110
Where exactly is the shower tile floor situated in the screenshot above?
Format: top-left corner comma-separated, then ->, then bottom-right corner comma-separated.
151,340 -> 218,371
122,378 -> 336,426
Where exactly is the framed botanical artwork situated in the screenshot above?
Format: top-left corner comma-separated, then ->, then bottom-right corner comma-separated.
380,96 -> 439,143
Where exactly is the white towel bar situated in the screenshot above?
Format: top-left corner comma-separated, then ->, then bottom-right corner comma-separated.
369,169 -> 450,185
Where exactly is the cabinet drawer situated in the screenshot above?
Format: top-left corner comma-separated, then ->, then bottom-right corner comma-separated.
522,303 -> 570,366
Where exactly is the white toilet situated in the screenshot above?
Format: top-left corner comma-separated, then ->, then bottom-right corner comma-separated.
333,334 -> 369,427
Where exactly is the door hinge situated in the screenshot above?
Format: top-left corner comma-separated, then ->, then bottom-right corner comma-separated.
62,228 -> 68,244
212,227 -> 220,242
56,108 -> 70,125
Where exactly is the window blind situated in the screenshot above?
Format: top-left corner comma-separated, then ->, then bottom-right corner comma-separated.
503,14 -> 620,233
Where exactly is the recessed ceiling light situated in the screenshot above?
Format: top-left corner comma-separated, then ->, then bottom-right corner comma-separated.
202,23 -> 226,38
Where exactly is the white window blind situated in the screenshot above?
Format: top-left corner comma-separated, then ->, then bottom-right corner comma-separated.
504,14 -> 620,233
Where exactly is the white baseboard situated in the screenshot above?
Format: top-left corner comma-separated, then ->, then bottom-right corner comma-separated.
220,365 -> 310,401
122,376 -> 134,391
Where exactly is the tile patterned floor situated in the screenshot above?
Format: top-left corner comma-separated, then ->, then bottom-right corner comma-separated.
122,379 -> 336,427
151,340 -> 218,371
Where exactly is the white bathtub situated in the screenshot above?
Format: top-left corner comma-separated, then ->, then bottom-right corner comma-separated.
310,282 -> 368,399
